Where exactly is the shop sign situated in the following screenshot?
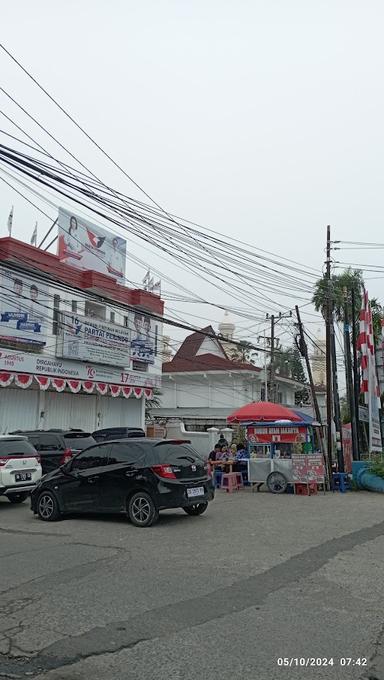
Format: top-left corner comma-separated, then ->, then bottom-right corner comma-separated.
247,426 -> 307,444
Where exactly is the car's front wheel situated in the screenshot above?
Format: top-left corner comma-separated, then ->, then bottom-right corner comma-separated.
37,491 -> 61,522
183,503 -> 208,516
8,493 -> 29,504
127,491 -> 159,527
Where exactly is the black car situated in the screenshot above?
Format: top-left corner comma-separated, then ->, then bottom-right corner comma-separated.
92,427 -> 145,443
10,430 -> 96,474
31,439 -> 214,527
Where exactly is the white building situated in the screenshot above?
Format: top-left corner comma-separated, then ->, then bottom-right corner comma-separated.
155,326 -> 305,430
0,237 -> 163,433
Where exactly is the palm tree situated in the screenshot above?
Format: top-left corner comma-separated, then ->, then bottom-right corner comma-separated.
312,268 -> 383,344
228,340 -> 258,364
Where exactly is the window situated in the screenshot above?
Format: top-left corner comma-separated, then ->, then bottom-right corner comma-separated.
108,443 -> 144,465
110,311 -> 115,324
132,360 -> 148,372
52,295 -> 60,335
63,434 -> 95,451
156,443 -> 203,466
0,440 -> 37,456
85,302 -> 106,320
35,435 -> 61,451
71,300 -> 78,313
123,316 -> 129,328
71,444 -> 110,470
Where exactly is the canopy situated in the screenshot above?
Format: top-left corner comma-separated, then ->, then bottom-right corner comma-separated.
227,401 -> 302,423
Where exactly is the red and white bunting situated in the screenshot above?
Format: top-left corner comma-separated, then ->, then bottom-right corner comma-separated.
67,380 -> 81,394
96,382 -> 108,395
0,372 -> 13,387
82,380 -> 95,394
357,288 -> 382,452
35,375 -> 51,390
14,374 -> 33,389
52,378 -> 66,392
0,371 -> 154,398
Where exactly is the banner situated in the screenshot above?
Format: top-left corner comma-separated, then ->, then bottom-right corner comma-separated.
130,311 -> 156,364
57,208 -> 127,283
0,268 -> 48,349
0,347 -> 161,388
56,313 -> 131,367
358,289 -> 382,452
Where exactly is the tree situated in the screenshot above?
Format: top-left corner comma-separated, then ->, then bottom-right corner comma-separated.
312,268 -> 364,321
270,345 -> 309,405
228,340 -> 258,364
145,389 -> 162,422
312,268 -> 383,345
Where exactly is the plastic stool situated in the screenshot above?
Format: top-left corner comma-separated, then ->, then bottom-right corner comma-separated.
235,472 -> 244,489
295,482 -> 318,496
221,472 -> 239,493
332,472 -> 349,493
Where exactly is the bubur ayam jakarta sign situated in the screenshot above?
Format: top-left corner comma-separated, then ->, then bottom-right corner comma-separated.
247,426 -> 307,444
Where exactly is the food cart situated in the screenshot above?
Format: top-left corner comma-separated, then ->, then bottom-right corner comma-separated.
227,401 -> 323,493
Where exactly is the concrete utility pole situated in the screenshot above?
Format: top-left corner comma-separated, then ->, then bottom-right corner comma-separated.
266,311 -> 293,403
325,225 -> 344,477
294,305 -> 324,451
343,290 -> 359,461
325,226 -> 334,481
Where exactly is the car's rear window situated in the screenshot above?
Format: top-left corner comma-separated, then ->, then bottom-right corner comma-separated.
0,440 -> 37,456
155,443 -> 203,466
64,435 -> 95,450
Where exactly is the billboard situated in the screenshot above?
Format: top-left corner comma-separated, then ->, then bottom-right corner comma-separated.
56,313 -> 131,367
130,311 -> 156,365
57,208 -> 127,283
0,268 -> 48,349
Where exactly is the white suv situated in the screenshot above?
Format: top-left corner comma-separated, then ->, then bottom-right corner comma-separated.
0,436 -> 42,503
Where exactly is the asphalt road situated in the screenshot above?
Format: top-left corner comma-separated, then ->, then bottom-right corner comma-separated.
0,489 -> 384,680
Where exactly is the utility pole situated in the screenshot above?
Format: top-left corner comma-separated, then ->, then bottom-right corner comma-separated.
266,311 -> 292,403
325,225 -> 344,474
351,288 -> 361,458
257,331 -> 268,401
270,314 -> 275,403
295,305 -> 324,455
325,226 -> 334,482
343,290 -> 359,460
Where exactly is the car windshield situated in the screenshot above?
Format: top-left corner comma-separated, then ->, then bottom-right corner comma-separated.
63,435 -> 95,451
0,440 -> 37,456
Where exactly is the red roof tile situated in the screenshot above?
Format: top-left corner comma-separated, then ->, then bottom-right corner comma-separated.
163,353 -> 261,373
173,326 -> 228,360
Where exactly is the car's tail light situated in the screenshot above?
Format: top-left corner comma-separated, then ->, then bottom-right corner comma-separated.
0,456 -> 7,466
151,465 -> 176,479
60,448 -> 73,465
34,455 -> 41,464
206,463 -> 212,478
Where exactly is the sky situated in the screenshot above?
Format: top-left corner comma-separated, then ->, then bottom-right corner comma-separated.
1,0 -> 384,364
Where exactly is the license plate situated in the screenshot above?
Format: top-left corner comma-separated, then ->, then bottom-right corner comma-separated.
15,472 -> 31,482
187,486 -> 204,498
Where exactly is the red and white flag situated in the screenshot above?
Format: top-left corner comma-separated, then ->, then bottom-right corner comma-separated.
357,289 -> 382,452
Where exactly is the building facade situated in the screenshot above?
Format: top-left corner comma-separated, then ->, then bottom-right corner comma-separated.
0,237 -> 163,433
154,327 -> 305,430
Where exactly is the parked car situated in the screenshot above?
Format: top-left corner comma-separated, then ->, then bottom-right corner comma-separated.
92,427 -> 145,442
31,438 -> 214,527
0,435 -> 42,503
10,430 -> 96,475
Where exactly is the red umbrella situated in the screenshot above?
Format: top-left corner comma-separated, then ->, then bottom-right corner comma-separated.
227,401 -> 301,423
